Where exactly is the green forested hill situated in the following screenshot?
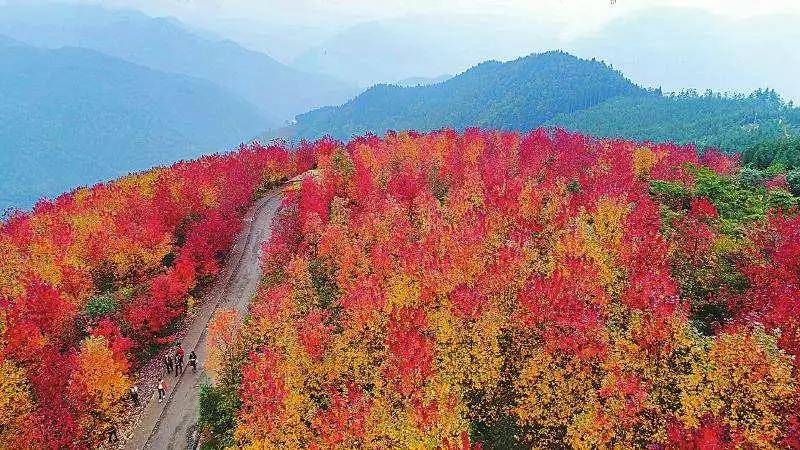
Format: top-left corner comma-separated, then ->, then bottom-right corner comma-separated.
547,89 -> 800,152
742,135 -> 800,169
291,51 -> 647,140
280,51 -> 800,154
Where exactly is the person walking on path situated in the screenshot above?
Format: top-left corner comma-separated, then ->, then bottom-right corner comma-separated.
163,353 -> 173,375
174,353 -> 183,376
157,379 -> 167,403
176,344 -> 185,374
177,345 -> 185,368
107,425 -> 120,444
130,385 -> 140,407
188,350 -> 197,373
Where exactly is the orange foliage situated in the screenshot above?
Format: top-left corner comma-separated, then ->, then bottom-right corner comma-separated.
211,129 -> 799,448
0,142 -> 308,447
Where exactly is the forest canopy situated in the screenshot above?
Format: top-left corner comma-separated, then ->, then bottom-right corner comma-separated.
201,129 -> 800,448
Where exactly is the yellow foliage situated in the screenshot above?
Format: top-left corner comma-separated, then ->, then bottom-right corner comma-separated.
206,309 -> 241,377
576,197 -> 630,297
386,274 -> 421,311
0,240 -> 26,299
514,350 -> 598,446
0,360 -> 34,446
633,147 -> 658,180
71,336 -> 131,439
429,302 -> 503,392
679,328 -> 795,446
27,240 -> 63,287
201,186 -> 220,208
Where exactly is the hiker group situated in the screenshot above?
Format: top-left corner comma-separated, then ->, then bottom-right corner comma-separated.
163,344 -> 198,377
127,344 -> 199,410
155,344 -> 198,403
110,345 -> 200,443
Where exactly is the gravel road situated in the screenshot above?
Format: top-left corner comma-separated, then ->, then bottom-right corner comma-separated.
123,191 -> 282,450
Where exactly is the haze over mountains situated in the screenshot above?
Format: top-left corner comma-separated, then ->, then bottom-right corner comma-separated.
286,52 -> 800,153
396,74 -> 453,88
287,9 -> 799,100
0,2 -> 357,211
292,15 -> 561,88
0,2 -> 357,124
0,35 -> 267,210
2,1 -> 799,212
564,8 -> 800,102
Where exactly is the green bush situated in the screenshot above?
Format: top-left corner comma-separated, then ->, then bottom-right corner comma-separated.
738,166 -> 767,189
649,179 -> 690,211
788,169 -> 800,196
85,293 -> 118,318
198,381 -> 241,448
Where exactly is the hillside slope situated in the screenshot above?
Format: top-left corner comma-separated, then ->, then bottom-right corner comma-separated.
0,40 -> 266,211
292,51 -> 646,140
546,89 -> 800,151
281,51 -> 800,152
0,2 -> 357,124
206,130 -> 800,448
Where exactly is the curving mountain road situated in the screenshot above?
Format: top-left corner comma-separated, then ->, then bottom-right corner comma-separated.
124,190 -> 282,450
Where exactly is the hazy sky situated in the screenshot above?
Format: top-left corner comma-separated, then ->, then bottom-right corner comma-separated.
66,0 -> 800,32
4,0 -> 797,98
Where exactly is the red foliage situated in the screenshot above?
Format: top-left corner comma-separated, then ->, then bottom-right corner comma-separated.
766,173 -> 791,191
701,149 -> 740,176
236,129 -> 800,447
517,258 -> 608,359
737,212 -> 800,360
0,142 -> 310,446
385,307 -> 434,397
310,384 -> 371,447
665,416 -> 737,449
450,284 -> 488,320
238,350 -> 288,436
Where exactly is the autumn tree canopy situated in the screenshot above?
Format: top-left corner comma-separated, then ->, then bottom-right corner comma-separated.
205,129 -> 800,448
0,142 -> 311,448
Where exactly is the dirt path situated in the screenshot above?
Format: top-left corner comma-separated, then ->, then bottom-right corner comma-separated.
123,191 -> 282,450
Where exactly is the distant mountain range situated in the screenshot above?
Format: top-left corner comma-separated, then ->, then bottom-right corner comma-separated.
0,2 -> 357,125
292,15 -> 561,88
288,9 -> 800,102
0,2 -> 361,211
290,51 -> 645,141
3,3 -> 799,212
395,74 -> 452,87
275,51 -> 800,154
0,37 -> 266,211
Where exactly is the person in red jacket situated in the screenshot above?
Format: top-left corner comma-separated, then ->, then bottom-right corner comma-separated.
157,379 -> 168,403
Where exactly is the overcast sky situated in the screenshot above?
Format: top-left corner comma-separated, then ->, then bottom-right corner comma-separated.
4,0 -> 796,98
67,0 -> 800,32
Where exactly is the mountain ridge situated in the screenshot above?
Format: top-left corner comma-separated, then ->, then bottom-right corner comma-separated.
288,51 -> 647,141
289,8 -> 800,102
0,41 -> 267,211
0,2 -> 358,124
272,50 -> 800,153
